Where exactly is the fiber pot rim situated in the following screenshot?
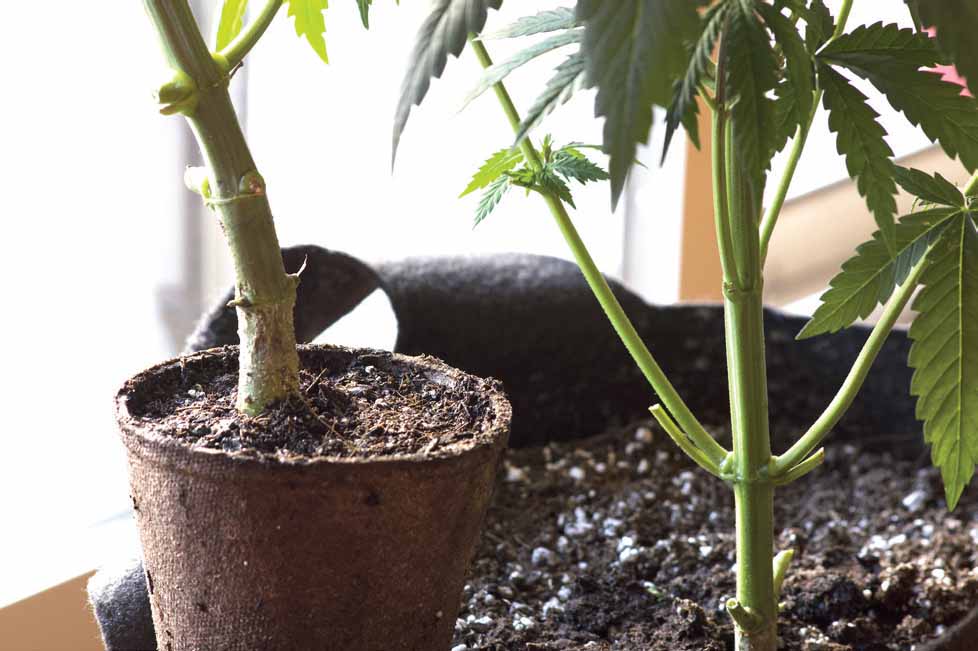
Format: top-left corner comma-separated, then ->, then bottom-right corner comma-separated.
116,344 -> 512,474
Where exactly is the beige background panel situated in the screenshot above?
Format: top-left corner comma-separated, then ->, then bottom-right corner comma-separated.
765,147 -> 972,306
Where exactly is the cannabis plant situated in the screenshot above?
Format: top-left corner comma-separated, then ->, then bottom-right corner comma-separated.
144,0 -> 372,415
393,1 -> 978,649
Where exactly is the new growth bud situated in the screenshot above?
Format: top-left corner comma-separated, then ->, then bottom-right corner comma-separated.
155,70 -> 198,117
183,167 -> 211,199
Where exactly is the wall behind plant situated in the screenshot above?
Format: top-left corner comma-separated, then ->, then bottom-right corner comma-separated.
244,1 -> 634,285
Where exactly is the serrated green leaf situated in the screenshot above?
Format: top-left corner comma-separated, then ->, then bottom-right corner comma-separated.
870,70 -> 978,172
551,150 -> 609,185
482,7 -> 576,39
799,207 -> 960,339
759,3 -> 814,125
724,5 -> 779,193
819,21 -> 943,70
908,213 -> 978,509
474,174 -> 512,226
393,0 -> 503,162
287,0 -> 329,63
892,167 -> 965,208
663,0 -> 730,162
506,166 -> 537,189
215,0 -> 249,51
905,0 -> 923,31
461,148 -> 525,197
819,22 -> 978,171
818,63 -> 898,249
915,0 -> 978,99
462,30 -> 582,109
577,0 -> 700,209
540,134 -> 554,161
805,0 -> 834,51
514,51 -> 586,146
770,79 -> 800,158
356,0 -> 371,28
536,168 -> 575,207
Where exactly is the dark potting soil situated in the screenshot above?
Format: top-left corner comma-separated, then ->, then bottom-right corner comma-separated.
125,348 -> 498,459
453,424 -> 978,651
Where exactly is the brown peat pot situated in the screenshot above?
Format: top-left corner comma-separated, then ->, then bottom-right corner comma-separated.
116,345 -> 511,651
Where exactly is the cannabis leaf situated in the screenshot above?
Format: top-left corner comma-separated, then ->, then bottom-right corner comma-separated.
463,30 -> 582,108
804,0 -> 834,51
759,4 -> 814,126
215,0 -> 249,50
514,51 -> 586,146
770,80 -> 801,159
537,168 -> 575,206
819,23 -> 978,172
873,70 -> 978,172
663,0 -> 730,161
551,147 -> 610,184
818,64 -> 898,250
908,213 -> 978,510
482,7 -> 576,39
356,0 -> 372,29
287,0 -> 329,63
818,22 -> 942,70
393,0 -> 503,162
798,207 -> 961,339
577,0 -> 699,208
913,0 -> 978,98
460,148 -> 525,198
464,139 -> 606,224
892,167 -> 965,208
723,4 -> 778,195
474,175 -> 512,226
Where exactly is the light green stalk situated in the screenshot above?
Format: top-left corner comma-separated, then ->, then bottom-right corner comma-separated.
220,0 -> 284,70
720,113 -> 777,651
144,0 -> 299,415
469,38 -> 728,467
966,170 -> 978,196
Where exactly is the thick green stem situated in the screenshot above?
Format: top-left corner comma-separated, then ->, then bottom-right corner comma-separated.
712,31 -> 777,634
144,0 -> 299,415
469,38 -> 727,466
774,252 -> 930,474
725,198 -> 777,651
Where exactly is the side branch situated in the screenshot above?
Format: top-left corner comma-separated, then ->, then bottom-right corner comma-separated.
650,405 -> 723,478
773,250 -> 929,474
220,0 -> 284,70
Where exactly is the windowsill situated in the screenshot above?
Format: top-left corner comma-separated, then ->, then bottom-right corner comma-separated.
0,512 -> 140,609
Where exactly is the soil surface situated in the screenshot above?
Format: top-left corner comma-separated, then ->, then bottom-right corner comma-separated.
453,423 -> 978,650
125,348 -> 498,460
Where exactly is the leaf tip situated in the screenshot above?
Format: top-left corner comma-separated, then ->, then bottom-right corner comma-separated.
944,481 -> 964,511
